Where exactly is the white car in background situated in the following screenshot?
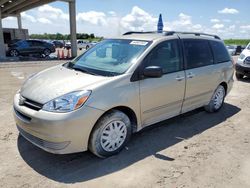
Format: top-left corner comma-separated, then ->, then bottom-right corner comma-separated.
64,41 -> 71,49
235,42 -> 250,79
226,45 -> 236,56
77,40 -> 92,50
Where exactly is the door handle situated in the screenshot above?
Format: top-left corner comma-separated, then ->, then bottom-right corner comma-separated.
187,72 -> 195,78
176,75 -> 185,81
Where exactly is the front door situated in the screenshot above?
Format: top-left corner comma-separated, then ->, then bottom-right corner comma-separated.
139,39 -> 186,126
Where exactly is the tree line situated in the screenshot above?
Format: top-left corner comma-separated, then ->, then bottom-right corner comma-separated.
224,39 -> 250,46
29,33 -> 102,41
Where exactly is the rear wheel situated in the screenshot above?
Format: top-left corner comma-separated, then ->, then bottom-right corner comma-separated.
236,72 -> 244,80
43,49 -> 51,56
9,49 -> 19,57
205,85 -> 225,113
89,110 -> 132,158
86,45 -> 89,50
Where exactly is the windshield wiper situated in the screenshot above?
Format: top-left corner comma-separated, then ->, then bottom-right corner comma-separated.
72,67 -> 98,76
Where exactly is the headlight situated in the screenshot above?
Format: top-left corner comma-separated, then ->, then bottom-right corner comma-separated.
243,56 -> 250,64
42,90 -> 91,112
239,54 -> 245,60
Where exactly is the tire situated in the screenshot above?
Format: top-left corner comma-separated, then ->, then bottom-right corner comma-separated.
9,49 -> 19,57
89,110 -> 132,158
43,49 -> 51,56
236,72 -> 244,80
205,85 -> 226,113
86,45 -> 89,50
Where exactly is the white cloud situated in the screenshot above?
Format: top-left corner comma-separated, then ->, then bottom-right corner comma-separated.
173,13 -> 192,26
120,6 -> 157,31
3,17 -> 16,21
229,25 -> 235,30
77,11 -> 107,26
218,8 -> 239,14
108,11 -> 116,17
212,24 -> 224,29
38,4 -> 63,14
37,18 -> 52,24
192,24 -> 202,30
210,19 -> 220,23
38,5 -> 69,20
21,12 -> 36,23
240,25 -> 250,30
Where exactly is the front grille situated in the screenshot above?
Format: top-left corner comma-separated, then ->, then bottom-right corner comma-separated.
21,97 -> 43,111
17,126 -> 70,150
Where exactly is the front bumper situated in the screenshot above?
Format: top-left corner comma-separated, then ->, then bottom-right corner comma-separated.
13,93 -> 104,154
235,63 -> 250,76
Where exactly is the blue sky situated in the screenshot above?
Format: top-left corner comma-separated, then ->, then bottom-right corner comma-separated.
2,0 -> 250,39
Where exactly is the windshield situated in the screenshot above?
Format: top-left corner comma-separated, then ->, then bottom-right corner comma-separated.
69,39 -> 151,76
247,43 -> 250,50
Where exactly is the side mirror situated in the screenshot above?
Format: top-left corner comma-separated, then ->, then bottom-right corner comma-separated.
143,66 -> 163,78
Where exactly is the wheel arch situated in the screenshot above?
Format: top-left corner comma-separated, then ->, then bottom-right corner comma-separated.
96,106 -> 138,132
88,106 -> 138,149
219,81 -> 228,94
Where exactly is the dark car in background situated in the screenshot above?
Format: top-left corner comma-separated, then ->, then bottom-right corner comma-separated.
52,40 -> 64,48
8,40 -> 56,57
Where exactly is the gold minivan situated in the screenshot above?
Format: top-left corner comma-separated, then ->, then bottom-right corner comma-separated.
13,32 -> 234,157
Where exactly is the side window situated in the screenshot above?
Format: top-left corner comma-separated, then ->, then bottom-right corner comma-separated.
17,41 -> 29,48
145,40 -> 182,74
183,39 -> 213,69
209,41 -> 230,63
32,41 -> 42,47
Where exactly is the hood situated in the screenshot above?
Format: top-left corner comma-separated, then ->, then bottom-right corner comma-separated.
20,65 -> 109,104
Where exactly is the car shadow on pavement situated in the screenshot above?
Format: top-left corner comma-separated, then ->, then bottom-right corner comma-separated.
17,103 -> 240,183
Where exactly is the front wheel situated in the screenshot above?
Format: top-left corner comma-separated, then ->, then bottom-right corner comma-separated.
89,110 -> 132,158
43,49 -> 51,56
9,49 -> 19,57
205,85 -> 225,113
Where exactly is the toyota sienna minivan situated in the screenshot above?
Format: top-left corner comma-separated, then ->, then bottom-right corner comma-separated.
14,31 -> 234,158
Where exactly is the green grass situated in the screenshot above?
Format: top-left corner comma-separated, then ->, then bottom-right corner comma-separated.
224,39 -> 250,46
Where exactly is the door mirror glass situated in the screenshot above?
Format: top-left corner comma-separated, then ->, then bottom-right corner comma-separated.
143,66 -> 163,78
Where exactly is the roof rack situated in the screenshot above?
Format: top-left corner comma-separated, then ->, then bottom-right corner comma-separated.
123,31 -> 157,35
123,31 -> 221,40
165,31 -> 221,40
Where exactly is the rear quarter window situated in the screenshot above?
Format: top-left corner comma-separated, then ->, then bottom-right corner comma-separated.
183,39 -> 214,69
209,41 -> 230,63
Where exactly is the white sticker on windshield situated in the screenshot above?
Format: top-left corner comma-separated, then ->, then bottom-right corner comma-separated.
130,41 -> 148,46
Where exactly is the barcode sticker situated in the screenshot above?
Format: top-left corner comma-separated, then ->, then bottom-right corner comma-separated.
130,41 -> 148,46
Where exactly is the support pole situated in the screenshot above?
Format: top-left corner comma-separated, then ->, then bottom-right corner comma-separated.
69,0 -> 77,58
17,13 -> 22,29
0,8 -> 6,59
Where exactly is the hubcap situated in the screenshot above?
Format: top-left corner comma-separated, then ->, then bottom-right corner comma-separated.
100,120 -> 127,152
213,87 -> 225,110
44,50 -> 50,56
10,50 -> 17,57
